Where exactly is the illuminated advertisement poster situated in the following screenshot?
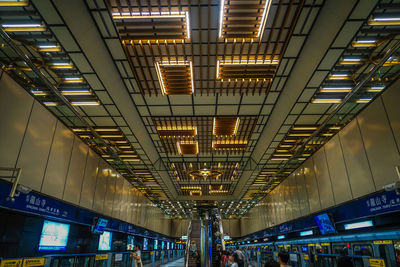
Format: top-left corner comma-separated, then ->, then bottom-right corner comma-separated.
38,220 -> 70,251
98,231 -> 112,251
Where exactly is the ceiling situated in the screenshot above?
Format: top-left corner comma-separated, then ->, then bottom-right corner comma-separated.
1,0 -> 400,218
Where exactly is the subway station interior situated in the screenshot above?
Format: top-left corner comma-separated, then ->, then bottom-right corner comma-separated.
1,0 -> 400,266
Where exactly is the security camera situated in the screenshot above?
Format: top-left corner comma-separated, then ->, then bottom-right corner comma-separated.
16,184 -> 32,194
383,181 -> 400,195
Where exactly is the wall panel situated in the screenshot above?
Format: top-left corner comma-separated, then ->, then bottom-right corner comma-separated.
303,158 -> 321,213
112,175 -> 124,219
63,137 -> 88,205
79,150 -> 99,209
357,99 -> 400,189
0,74 -> 34,168
382,79 -> 400,152
17,101 -> 57,191
339,119 -> 375,198
103,172 -> 116,216
295,168 -> 310,217
93,160 -> 108,213
324,135 -> 352,204
313,149 -> 335,209
41,122 -> 74,198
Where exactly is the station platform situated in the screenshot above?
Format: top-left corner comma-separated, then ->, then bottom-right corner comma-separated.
161,257 -> 184,267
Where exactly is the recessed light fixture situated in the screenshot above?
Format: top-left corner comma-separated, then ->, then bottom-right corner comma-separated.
43,101 -> 58,106
328,73 -> 351,80
367,85 -> 385,92
320,86 -> 352,93
340,58 -> 363,65
38,45 -> 61,52
368,16 -> 400,26
356,98 -> 372,103
61,89 -> 92,96
70,101 -> 100,106
352,39 -> 379,47
1,23 -> 45,31
63,77 -> 84,83
0,1 -> 29,6
312,98 -> 342,104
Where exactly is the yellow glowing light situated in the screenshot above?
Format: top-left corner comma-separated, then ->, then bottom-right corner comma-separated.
63,77 -> 84,83
0,1 -> 29,6
291,126 -> 318,131
70,101 -> 100,106
61,90 -> 92,95
312,99 -> 342,104
43,102 -> 58,106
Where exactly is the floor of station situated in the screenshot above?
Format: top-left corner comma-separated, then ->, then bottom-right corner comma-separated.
160,257 -> 184,267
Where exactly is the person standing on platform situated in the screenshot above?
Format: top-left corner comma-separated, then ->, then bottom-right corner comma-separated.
277,251 -> 291,267
131,245 -> 142,267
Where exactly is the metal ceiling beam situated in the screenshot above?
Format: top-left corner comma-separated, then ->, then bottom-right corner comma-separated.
41,0 -> 178,199
233,0 -> 379,199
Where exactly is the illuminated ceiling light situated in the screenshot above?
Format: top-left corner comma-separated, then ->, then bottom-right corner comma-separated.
218,0 -> 272,39
122,158 -> 141,162
94,128 -> 119,132
112,11 -> 190,39
157,126 -> 197,137
368,16 -> 400,26
155,60 -> 194,95
320,86 -> 352,93
38,45 -> 61,52
212,140 -> 248,150
384,57 -> 400,66
328,73 -> 351,80
367,85 -> 385,92
176,141 -> 198,155
70,101 -> 100,106
100,134 -> 124,138
329,126 -> 341,130
43,101 -> 58,106
189,191 -> 202,196
0,1 -> 29,6
291,126 -> 318,131
61,89 -> 92,95
181,186 -> 201,190
63,77 -> 84,83
213,117 -> 240,136
1,23 -> 45,32
31,90 -> 47,96
339,58 -> 363,65
270,158 -> 289,161
356,98 -> 372,103
50,62 -> 73,69
257,0 -> 272,38
352,39 -> 378,47
312,98 -> 342,104
288,133 -> 312,137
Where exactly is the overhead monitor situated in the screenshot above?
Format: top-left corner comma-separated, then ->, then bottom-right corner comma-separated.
98,231 -> 112,251
143,238 -> 148,250
38,220 -> 70,251
127,235 -> 135,251
92,217 -> 108,234
314,213 -> 337,235
154,240 -> 158,250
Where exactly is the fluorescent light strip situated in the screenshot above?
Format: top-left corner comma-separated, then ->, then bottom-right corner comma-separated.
369,17 -> 400,25
328,74 -> 351,80
312,98 -> 342,104
38,45 -> 61,52
31,90 -> 47,96
43,102 -> 58,106
367,85 -> 385,92
356,98 -> 372,103
61,90 -> 92,95
258,0 -> 272,38
320,87 -> 352,93
344,220 -> 373,230
300,230 -> 313,237
155,62 -> 166,95
2,23 -> 45,32
0,1 -> 29,6
218,0 -> 225,38
70,101 -> 100,106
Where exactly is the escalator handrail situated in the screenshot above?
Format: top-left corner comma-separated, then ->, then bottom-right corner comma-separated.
184,220 -> 193,267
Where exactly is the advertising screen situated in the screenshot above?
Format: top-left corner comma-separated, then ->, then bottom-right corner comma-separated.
315,213 -> 337,235
92,218 -> 108,234
127,235 -> 135,250
154,240 -> 158,250
38,220 -> 70,251
161,241 -> 165,250
143,238 -> 148,250
98,231 -> 112,251
167,242 -> 170,250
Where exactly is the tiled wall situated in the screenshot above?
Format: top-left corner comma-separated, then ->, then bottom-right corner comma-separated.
0,72 -> 171,236
240,78 -> 400,236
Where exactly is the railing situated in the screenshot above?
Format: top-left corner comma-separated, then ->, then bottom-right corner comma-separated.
0,250 -> 185,267
184,220 -> 192,267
